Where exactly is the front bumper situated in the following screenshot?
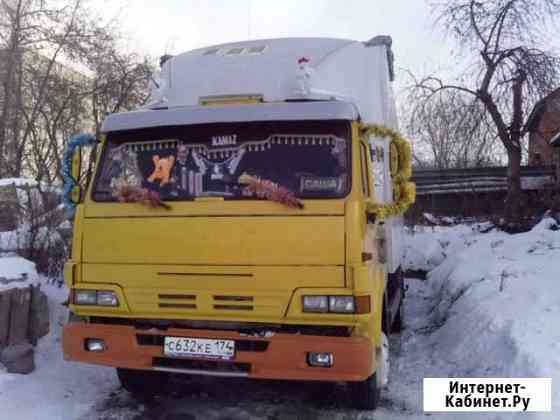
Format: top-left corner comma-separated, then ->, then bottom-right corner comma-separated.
63,322 -> 374,382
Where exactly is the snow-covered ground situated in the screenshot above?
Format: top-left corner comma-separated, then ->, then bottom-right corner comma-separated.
0,257 -> 39,290
0,277 -> 118,420
396,219 -> 560,419
1,221 -> 558,419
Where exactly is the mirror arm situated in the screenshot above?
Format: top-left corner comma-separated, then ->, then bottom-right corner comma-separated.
365,202 -> 378,224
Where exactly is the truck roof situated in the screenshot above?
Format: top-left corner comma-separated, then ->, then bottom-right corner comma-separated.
143,37 -> 395,126
102,101 -> 359,133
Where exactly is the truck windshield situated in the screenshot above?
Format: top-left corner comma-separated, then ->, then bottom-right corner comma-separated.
92,120 -> 350,202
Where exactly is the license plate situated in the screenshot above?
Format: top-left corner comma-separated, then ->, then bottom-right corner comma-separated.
163,336 -> 235,360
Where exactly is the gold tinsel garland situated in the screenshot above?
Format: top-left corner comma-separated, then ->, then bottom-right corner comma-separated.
360,124 -> 416,220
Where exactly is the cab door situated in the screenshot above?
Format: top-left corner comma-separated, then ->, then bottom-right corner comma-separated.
366,134 -> 403,333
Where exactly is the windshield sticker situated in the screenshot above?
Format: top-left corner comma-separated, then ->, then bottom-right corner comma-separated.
191,148 -> 246,180
331,137 -> 347,169
300,176 -> 342,193
147,155 -> 176,187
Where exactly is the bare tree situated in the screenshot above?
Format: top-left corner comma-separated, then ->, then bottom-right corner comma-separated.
89,50 -> 153,137
0,0 -> 93,177
416,0 -> 560,224
0,0 -> 154,183
0,0 -> 154,276
23,58 -> 90,183
404,88 -> 502,169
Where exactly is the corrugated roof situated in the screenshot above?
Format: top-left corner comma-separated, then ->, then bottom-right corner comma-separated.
525,87 -> 560,133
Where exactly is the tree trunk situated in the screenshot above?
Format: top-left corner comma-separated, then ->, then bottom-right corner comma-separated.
504,147 -> 523,226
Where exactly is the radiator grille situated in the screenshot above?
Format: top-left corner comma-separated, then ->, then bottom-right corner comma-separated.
213,295 -> 254,311
158,293 -> 197,309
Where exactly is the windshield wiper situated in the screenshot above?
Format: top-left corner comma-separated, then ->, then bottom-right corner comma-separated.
113,185 -> 171,210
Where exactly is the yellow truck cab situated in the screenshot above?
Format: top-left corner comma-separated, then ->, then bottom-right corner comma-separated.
62,36 -> 414,410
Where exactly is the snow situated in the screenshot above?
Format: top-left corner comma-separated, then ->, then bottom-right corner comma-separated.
0,280 -> 119,420
0,176 -> 65,254
0,178 -> 38,188
0,257 -> 39,290
398,220 -> 560,419
0,225 -> 63,256
146,38 -> 396,126
0,177 -> 60,191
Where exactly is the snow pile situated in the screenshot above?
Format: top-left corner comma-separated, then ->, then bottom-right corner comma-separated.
0,281 -> 119,420
0,257 -> 39,290
0,178 -> 39,188
0,225 -> 63,253
402,224 -> 487,272
0,177 -> 65,255
403,220 -> 560,418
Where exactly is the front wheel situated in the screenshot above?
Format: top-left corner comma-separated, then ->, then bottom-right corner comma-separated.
392,298 -> 403,333
116,368 -> 169,401
349,372 -> 380,410
350,332 -> 389,410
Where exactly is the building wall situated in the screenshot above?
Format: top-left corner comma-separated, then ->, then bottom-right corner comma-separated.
529,89 -> 560,166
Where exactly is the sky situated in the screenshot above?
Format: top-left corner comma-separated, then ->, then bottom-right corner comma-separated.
88,0 -> 452,86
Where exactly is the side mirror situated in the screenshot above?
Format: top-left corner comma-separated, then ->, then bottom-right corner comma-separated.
62,133 -> 97,218
71,147 -> 82,189
70,185 -> 82,204
70,148 -> 83,204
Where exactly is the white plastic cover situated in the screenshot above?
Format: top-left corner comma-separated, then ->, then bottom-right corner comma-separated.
148,37 -> 395,125
101,101 -> 359,133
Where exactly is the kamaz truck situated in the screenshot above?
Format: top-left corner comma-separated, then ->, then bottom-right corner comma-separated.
62,36 -> 414,410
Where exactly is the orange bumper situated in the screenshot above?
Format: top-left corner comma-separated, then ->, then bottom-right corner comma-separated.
63,322 -> 374,382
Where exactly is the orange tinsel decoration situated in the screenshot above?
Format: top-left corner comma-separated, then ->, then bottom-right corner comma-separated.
113,185 -> 171,210
238,174 -> 304,209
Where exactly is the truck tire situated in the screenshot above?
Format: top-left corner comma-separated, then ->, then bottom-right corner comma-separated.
392,298 -> 403,333
349,331 -> 389,410
116,368 -> 169,400
350,372 -> 380,410
391,271 -> 405,333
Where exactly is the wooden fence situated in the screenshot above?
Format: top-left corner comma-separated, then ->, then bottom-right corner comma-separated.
409,166 -> 556,218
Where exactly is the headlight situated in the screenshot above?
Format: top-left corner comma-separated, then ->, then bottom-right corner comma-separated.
302,295 -> 357,314
74,289 -> 97,305
328,296 -> 355,313
302,296 -> 328,313
73,289 -> 119,307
